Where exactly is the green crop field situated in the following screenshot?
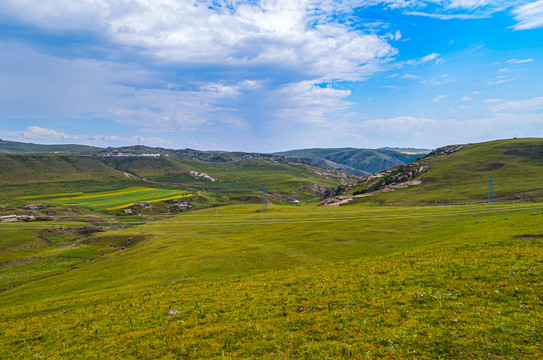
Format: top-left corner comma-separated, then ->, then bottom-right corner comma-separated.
18,187 -> 192,210
1,202 -> 542,359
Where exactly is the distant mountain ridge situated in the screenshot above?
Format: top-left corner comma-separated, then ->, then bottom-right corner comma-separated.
0,140 -> 430,175
273,148 -> 430,175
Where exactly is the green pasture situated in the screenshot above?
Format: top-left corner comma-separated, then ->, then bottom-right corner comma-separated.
1,202 -> 542,358
18,187 -> 192,210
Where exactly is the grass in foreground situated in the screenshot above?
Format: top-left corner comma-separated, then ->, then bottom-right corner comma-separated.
0,202 -> 542,358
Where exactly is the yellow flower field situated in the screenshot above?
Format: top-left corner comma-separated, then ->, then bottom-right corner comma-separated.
21,187 -> 192,210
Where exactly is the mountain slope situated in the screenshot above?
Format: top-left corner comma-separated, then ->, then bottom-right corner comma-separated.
274,147 -> 428,175
349,138 -> 543,205
0,139 -> 99,154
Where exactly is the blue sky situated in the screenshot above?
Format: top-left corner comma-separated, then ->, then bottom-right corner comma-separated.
0,0 -> 542,152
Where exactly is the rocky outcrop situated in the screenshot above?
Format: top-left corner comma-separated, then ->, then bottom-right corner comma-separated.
1,215 -> 35,223
190,170 -> 217,182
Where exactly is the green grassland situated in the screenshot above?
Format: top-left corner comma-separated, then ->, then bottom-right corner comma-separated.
1,138 -> 542,359
352,138 -> 543,206
1,202 -> 542,358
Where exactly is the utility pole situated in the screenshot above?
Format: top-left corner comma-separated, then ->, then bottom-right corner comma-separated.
488,174 -> 495,205
261,184 -> 267,212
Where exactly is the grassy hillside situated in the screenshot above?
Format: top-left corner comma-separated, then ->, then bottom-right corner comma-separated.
275,147 -> 427,175
0,153 -> 351,209
351,138 -> 543,206
0,139 -> 100,154
0,154 -> 125,184
1,202 -> 542,358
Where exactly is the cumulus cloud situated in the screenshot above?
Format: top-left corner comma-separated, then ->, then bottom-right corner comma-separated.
0,0 -> 397,82
23,126 -> 69,139
275,81 -> 353,124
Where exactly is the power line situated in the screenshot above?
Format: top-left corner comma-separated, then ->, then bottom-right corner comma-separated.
261,184 -> 267,212
488,174 -> 495,205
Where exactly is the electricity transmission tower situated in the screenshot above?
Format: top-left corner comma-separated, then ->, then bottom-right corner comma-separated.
137,136 -> 142,146
261,184 -> 267,211
488,174 -> 495,205
88,135 -> 95,147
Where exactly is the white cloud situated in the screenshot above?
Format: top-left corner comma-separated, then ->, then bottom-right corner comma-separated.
0,41 -> 263,135
403,10 -> 488,19
489,96 -> 543,112
22,126 -> 69,140
402,73 -> 420,79
506,58 -> 534,63
433,94 -> 446,103
512,0 -> 543,30
403,0 -> 519,20
461,96 -> 472,101
275,81 -> 353,124
0,1 -> 396,82
407,53 -> 440,65
421,73 -> 454,85
488,75 -> 516,85
448,0 -> 494,8
0,126 -> 173,147
347,110 -> 543,148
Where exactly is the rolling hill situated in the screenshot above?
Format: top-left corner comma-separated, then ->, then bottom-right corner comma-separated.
0,152 -> 354,209
345,138 -> 543,205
